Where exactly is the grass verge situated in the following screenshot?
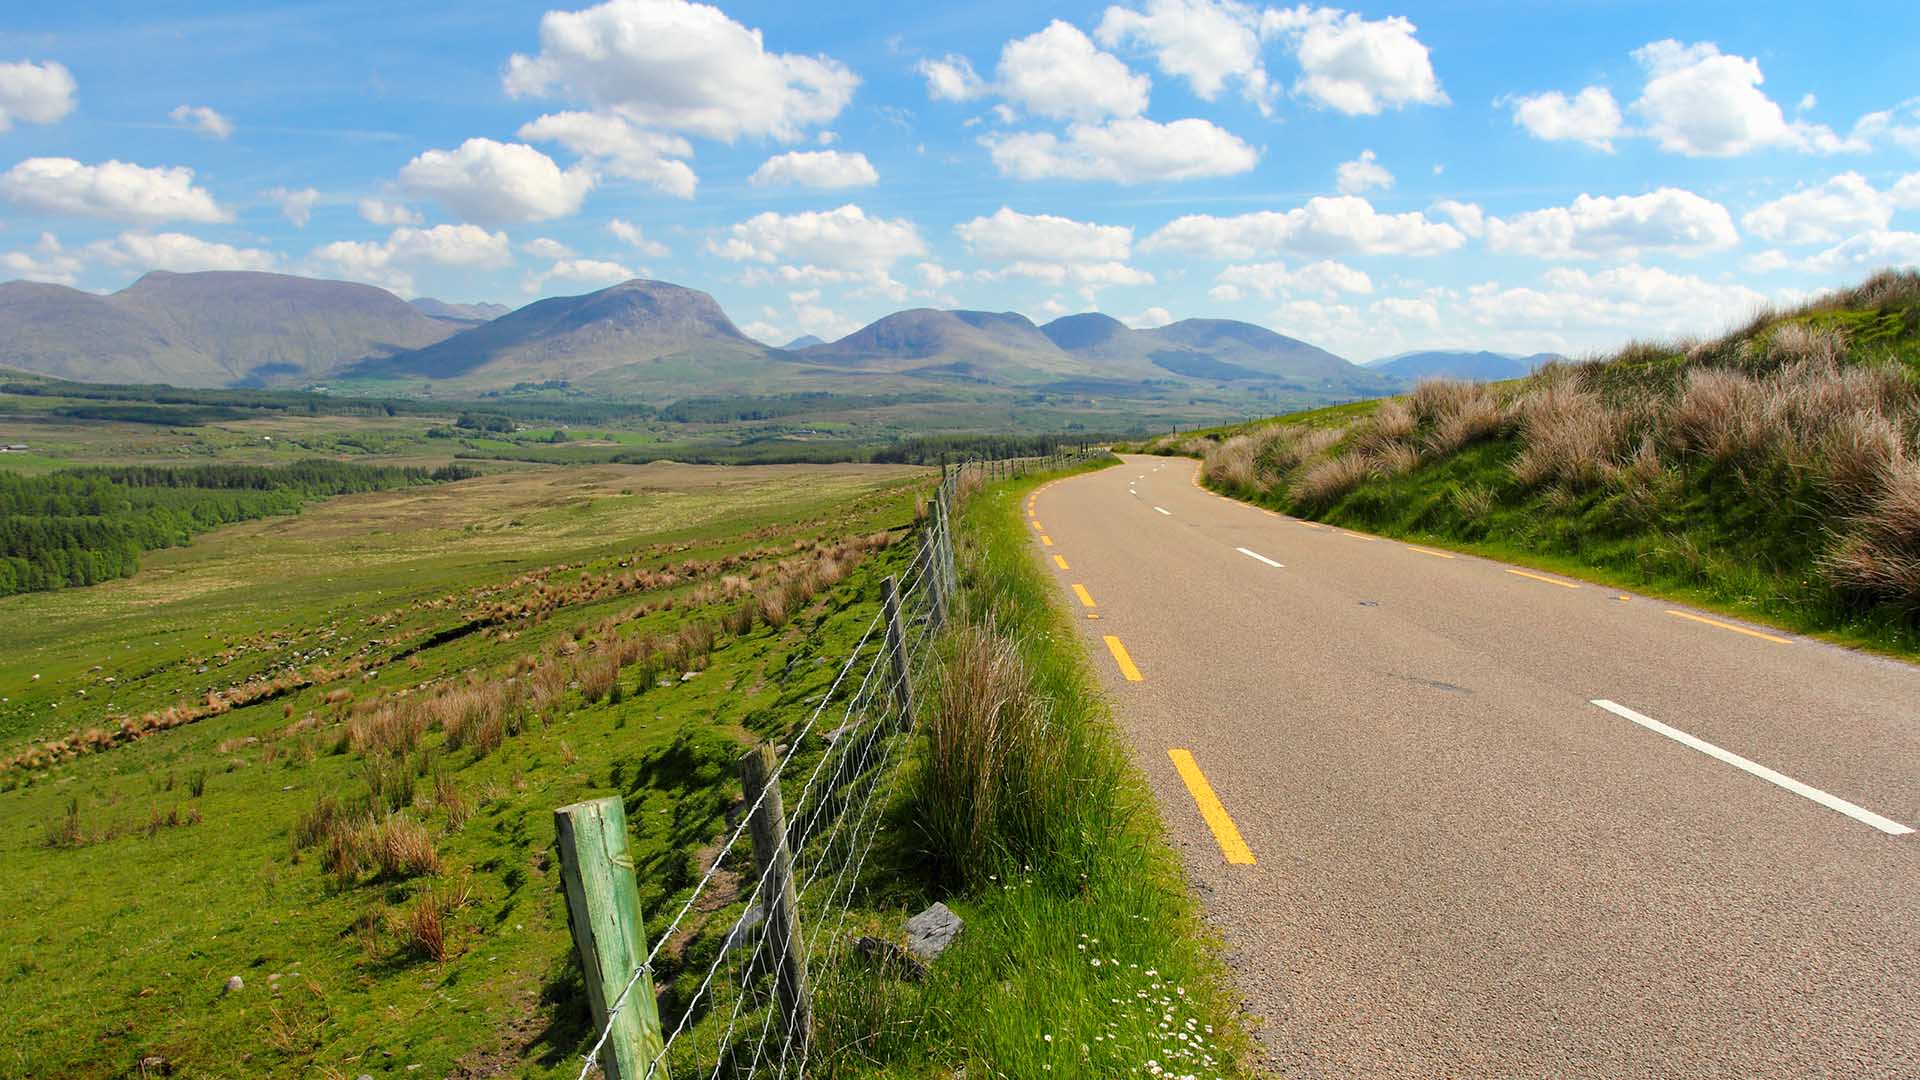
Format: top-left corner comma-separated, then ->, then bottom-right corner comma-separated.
809,458 -> 1260,1078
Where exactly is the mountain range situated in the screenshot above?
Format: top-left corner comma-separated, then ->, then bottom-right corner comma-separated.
1364,349 -> 1563,381
1,269 -> 1415,406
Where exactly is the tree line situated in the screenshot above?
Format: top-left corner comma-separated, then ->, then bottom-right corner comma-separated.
0,460 -> 476,596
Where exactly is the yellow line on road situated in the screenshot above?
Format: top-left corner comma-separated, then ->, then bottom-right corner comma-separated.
1103,635 -> 1143,681
1052,555 -> 1070,570
1071,583 -> 1096,607
1506,568 -> 1580,589
1168,750 -> 1256,865
1405,544 -> 1456,559
1298,521 -> 1323,529
1031,519 -> 1043,530
1040,535 -> 1054,547
1665,609 -> 1790,644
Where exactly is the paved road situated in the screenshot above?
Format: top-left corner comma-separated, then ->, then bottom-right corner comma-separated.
1031,454 -> 1920,1078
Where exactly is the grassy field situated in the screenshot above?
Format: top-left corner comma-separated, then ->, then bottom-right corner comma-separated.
1136,270 -> 1920,661
0,459 -> 930,1077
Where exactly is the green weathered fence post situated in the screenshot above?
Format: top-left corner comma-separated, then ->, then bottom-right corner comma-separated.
554,797 -> 667,1080
882,573 -> 912,724
740,743 -> 812,1053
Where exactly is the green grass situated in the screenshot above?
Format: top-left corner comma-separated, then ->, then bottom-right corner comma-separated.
0,461 -> 927,1078
803,458 -> 1260,1078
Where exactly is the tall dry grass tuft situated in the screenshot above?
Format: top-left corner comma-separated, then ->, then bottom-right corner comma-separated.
1509,369 -> 1635,491
912,621 -> 1064,888
1823,457 -> 1920,612
1419,381 -> 1512,456
1290,453 -> 1373,510
1201,434 -> 1257,490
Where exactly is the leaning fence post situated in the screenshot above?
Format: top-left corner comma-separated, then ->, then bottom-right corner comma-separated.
881,574 -> 913,724
740,743 -> 812,1052
554,797 -> 666,1080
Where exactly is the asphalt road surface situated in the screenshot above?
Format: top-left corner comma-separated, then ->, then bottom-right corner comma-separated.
1030,454 -> 1919,1079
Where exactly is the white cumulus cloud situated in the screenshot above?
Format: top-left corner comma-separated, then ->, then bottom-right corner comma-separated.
169,104 -> 233,139
1216,259 -> 1372,299
309,224 -> 513,296
749,150 -> 878,189
523,237 -> 575,260
1261,6 -> 1447,116
1122,305 -> 1174,328
0,158 -> 229,225
1486,188 -> 1738,259
711,204 -> 925,274
984,115 -> 1257,183
0,60 -> 77,132
955,207 -> 1133,262
1631,40 -> 1840,157
1742,172 -> 1895,246
359,198 -> 421,226
1143,196 -> 1464,259
1798,230 -> 1920,274
398,138 -> 595,224
1096,0 -> 1275,113
1505,87 -> 1622,151
525,257 -> 638,294
90,231 -> 276,273
1335,149 -> 1391,194
608,218 -> 670,257
918,54 -> 987,102
996,20 -> 1151,123
517,111 -> 696,198
271,187 -> 321,228
505,0 -> 857,142
0,233 -> 82,285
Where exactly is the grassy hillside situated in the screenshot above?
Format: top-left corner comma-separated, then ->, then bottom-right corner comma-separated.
1142,269 -> 1920,657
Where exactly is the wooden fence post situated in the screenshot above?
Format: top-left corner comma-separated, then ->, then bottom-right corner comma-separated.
920,527 -> 946,630
881,573 -> 912,724
554,797 -> 667,1080
740,743 -> 812,1052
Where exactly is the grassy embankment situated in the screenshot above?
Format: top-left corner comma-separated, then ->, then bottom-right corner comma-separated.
805,457 -> 1259,1078
1134,269 -> 1920,659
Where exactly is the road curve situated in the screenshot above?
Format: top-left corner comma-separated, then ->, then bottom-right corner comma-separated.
1034,454 -> 1920,1079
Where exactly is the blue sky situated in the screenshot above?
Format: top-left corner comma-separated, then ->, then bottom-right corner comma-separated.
2,0 -> 1918,361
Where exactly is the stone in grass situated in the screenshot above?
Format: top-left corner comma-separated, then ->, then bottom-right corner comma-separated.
722,904 -> 765,954
223,975 -> 243,995
904,902 -> 962,963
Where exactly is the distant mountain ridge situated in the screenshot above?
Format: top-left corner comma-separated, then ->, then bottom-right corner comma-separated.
0,271 -> 457,386
1365,349 -> 1564,381
0,268 -> 1401,406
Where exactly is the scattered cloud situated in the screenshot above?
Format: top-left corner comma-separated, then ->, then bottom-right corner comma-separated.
505,0 -> 857,142
1215,258 -> 1372,299
309,223 -> 513,295
918,54 -> 987,102
1430,199 -> 1484,239
711,204 -> 925,297
0,233 -> 81,285
1121,305 -> 1174,328
996,20 -> 1150,123
0,60 -> 76,132
0,158 -> 230,225
524,257 -> 637,294
955,206 -> 1133,262
1798,230 -> 1920,274
608,218 -> 670,257
749,150 -> 879,189
1504,87 -> 1622,151
89,231 -> 276,273
398,138 -> 595,224
1261,6 -> 1447,116
1143,196 -> 1464,259
1335,149 -> 1391,194
522,236 -> 575,260
1742,172 -> 1894,246
985,115 -> 1257,183
359,198 -> 421,226
517,111 -> 696,198
1096,0 -> 1275,114
271,187 -> 321,228
1486,188 -> 1738,259
169,104 -> 234,139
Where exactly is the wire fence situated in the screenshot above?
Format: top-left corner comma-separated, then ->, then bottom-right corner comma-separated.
560,447 -> 1098,1080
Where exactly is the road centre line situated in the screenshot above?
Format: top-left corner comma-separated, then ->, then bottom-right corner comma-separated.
1041,535 -> 1054,547
1236,547 -> 1283,568
1405,544 -> 1456,559
1665,609 -> 1791,644
1507,568 -> 1580,589
1053,555 -> 1070,570
1072,583 -> 1097,607
1590,700 -> 1913,835
1031,519 -> 1043,530
1167,750 -> 1257,865
1103,635 -> 1144,681
1154,506 -> 1171,516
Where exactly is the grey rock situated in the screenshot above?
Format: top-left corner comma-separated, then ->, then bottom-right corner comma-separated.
904,902 -> 962,962
223,975 -> 243,994
722,905 -> 765,953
